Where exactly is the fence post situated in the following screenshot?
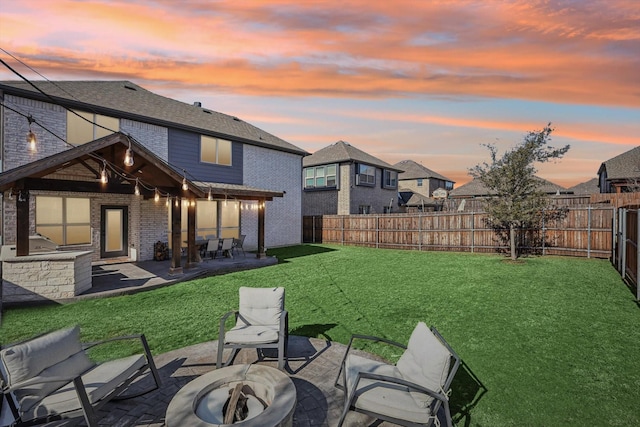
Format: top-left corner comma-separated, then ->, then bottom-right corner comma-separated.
587,206 -> 592,258
541,208 -> 546,256
342,216 -> 345,245
312,216 -> 316,244
471,212 -> 475,253
376,215 -> 380,249
621,208 -> 627,281
612,207 -> 618,265
418,212 -> 422,251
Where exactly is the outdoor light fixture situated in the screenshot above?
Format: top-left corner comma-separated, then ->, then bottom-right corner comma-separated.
100,161 -> 108,184
182,170 -> 188,191
166,195 -> 170,207
175,197 -> 179,207
207,186 -> 212,201
134,178 -> 140,196
26,115 -> 36,151
154,188 -> 160,202
124,136 -> 134,167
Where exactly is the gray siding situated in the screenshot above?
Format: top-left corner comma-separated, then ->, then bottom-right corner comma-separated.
167,128 -> 243,184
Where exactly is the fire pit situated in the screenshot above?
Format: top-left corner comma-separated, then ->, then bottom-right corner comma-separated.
165,364 -> 296,427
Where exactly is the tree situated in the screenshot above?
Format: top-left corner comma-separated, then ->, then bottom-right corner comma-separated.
469,124 -> 570,260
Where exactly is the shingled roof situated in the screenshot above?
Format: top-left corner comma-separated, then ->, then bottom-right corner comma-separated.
449,176 -> 570,198
0,80 -> 307,156
394,159 -> 453,182
568,178 -> 599,195
598,145 -> 640,180
303,141 -> 402,171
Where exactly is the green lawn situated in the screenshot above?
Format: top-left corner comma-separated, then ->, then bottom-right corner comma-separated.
2,244 -> 639,426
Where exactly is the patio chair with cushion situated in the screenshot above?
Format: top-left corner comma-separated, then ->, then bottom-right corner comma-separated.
204,238 -> 220,260
0,325 -> 161,427
217,287 -> 288,370
219,238 -> 234,259
232,234 -> 246,257
334,322 -> 460,427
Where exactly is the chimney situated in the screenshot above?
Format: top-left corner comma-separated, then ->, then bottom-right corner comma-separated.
193,101 -> 202,107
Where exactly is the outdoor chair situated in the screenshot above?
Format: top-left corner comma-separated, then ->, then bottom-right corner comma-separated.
217,287 -> 288,370
204,238 -> 220,260
218,238 -> 234,258
0,326 -> 161,427
334,322 -> 460,427
232,234 -> 246,257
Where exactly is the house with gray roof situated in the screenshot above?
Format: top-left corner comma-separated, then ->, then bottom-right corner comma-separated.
394,159 -> 454,198
569,178 -> 599,196
449,176 -> 570,199
0,80 -> 307,273
597,146 -> 640,193
302,141 -> 403,215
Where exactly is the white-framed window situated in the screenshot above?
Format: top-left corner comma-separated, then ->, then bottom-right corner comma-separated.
356,164 -> 375,186
417,178 -> 423,187
168,199 -> 239,248
201,136 -> 232,166
383,170 -> 398,189
67,110 -> 119,145
304,164 -> 337,189
36,196 -> 91,245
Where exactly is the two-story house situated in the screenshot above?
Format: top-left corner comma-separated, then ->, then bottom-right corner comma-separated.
394,159 -> 455,197
597,145 -> 640,193
0,81 -> 306,300
302,141 -> 403,215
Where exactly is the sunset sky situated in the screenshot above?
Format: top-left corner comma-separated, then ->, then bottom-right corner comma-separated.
1,0 -> 639,187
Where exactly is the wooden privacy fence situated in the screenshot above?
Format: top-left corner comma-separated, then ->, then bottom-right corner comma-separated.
304,206 -> 613,259
613,208 -> 640,300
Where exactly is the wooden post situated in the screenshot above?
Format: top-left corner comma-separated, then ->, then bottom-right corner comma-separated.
186,199 -> 197,268
257,199 -> 266,259
169,197 -> 183,275
16,189 -> 30,257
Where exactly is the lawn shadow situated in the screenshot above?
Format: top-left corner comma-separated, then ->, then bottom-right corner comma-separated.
272,244 -> 337,262
450,359 -> 487,427
290,323 -> 338,341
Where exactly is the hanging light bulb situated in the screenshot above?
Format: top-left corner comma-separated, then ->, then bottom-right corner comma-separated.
123,136 -> 134,167
154,188 -> 160,202
207,186 -> 212,201
175,197 -> 179,207
166,195 -> 170,207
224,194 -> 228,207
100,161 -> 108,184
8,189 -> 13,200
26,115 -> 37,151
134,178 -> 140,196
182,170 -> 188,191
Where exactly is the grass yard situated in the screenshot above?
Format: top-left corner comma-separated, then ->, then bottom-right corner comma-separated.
1,244 -> 639,426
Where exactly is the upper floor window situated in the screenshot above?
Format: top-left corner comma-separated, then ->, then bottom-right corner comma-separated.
445,181 -> 454,191
201,136 -> 232,166
67,110 -> 119,145
304,164 -> 337,189
417,178 -> 423,187
356,164 -> 375,186
383,170 -> 398,189
36,196 -> 91,245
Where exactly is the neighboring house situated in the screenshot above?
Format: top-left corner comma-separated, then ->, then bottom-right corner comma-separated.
302,141 -> 403,215
0,80 -> 307,265
568,178 -> 599,196
397,190 -> 441,212
448,176 -> 571,211
597,146 -> 640,193
393,159 -> 455,197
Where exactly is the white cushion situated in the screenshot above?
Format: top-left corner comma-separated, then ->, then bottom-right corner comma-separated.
225,325 -> 280,344
237,287 -> 284,327
396,322 -> 451,408
345,354 -> 432,424
22,354 -> 145,422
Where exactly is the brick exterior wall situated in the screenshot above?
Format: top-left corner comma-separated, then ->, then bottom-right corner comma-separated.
305,162 -> 398,215
243,145 -> 302,249
399,178 -> 449,198
120,119 -> 168,161
2,94 -> 68,170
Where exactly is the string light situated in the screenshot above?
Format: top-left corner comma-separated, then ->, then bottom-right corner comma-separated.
182,170 -> 188,191
207,186 -> 212,201
134,178 -> 140,196
26,115 -> 36,151
124,137 -> 134,167
154,188 -> 160,202
8,189 -> 13,200
166,195 -> 170,207
175,197 -> 179,207
100,160 -> 108,184
224,194 -> 228,207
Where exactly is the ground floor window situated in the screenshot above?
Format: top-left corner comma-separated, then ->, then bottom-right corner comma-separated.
358,205 -> 371,214
168,199 -> 239,247
35,196 -> 91,245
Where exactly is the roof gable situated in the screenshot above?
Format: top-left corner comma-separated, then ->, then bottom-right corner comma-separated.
599,145 -> 640,181
449,176 -> 569,197
303,140 -> 401,171
394,159 -> 453,182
